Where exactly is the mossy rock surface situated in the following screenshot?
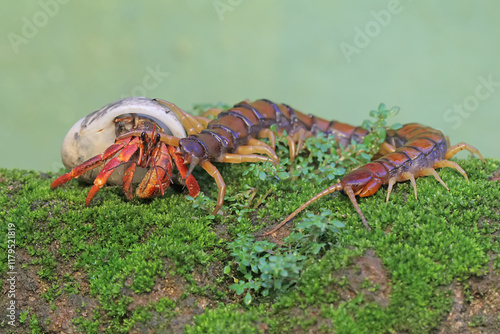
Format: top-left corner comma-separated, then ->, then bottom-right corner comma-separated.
1,154 -> 499,333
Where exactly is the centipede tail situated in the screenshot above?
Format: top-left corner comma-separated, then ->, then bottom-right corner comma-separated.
263,123 -> 485,235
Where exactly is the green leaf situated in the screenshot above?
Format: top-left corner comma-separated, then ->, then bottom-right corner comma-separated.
230,283 -> 245,295
388,106 -> 400,116
277,171 -> 289,180
243,292 -> 252,305
390,122 -> 403,130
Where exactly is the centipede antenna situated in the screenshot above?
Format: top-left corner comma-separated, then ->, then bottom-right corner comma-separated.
259,183 -> 344,237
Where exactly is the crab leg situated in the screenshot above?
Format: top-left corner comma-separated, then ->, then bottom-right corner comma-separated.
85,137 -> 141,205
122,162 -> 137,200
51,137 -> 133,189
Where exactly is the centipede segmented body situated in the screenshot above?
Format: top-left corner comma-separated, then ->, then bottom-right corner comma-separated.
149,98 -> 373,214
52,98 -> 484,231
263,122 -> 485,234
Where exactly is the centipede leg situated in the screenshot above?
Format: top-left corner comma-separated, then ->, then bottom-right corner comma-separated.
246,137 -> 274,149
386,177 -> 397,203
200,107 -> 223,119
445,142 -> 485,162
155,98 -> 206,135
222,153 -> 278,165
344,186 -> 371,230
434,160 -> 469,181
292,128 -> 307,155
286,136 -> 297,162
235,138 -> 279,163
200,160 -> 226,215
401,172 -> 418,200
258,128 -> 276,149
418,168 -> 449,191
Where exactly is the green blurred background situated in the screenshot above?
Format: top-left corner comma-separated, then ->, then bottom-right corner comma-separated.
1,1 -> 499,171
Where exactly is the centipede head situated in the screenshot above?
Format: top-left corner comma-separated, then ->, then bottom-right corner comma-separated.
178,138 -> 204,179
340,168 -> 383,198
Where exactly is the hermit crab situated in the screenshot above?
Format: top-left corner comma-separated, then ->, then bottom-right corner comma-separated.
51,97 -> 201,204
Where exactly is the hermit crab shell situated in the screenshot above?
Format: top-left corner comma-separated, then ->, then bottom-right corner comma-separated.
61,97 -> 187,185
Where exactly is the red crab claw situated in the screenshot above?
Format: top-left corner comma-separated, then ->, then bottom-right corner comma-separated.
169,146 -> 200,198
51,137 -> 134,189
136,142 -> 174,198
85,137 -> 142,205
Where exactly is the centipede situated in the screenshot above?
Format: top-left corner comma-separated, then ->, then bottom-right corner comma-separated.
145,98 -> 375,215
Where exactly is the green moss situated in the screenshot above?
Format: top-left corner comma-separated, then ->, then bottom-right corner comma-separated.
1,106 -> 499,333
185,304 -> 264,334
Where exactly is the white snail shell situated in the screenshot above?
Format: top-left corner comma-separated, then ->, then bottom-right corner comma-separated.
61,97 -> 187,185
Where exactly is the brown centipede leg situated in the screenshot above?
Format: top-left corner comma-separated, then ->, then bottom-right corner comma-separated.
246,137 -> 275,149
445,142 -> 485,162
200,107 -> 223,119
344,186 -> 371,230
222,153 -> 278,165
434,160 -> 469,181
258,128 -> 276,150
285,129 -> 310,162
401,172 -> 418,200
233,146 -> 279,164
155,98 -> 206,135
293,128 -> 312,155
386,177 -> 397,203
286,136 -> 297,162
236,138 -> 279,163
200,160 -> 226,215
193,116 -> 211,128
202,152 -> 279,214
157,133 -> 180,147
417,168 -> 450,191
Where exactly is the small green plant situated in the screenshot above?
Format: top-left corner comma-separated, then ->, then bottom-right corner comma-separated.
468,315 -> 486,328
30,313 -> 43,334
285,210 -> 345,256
185,304 -> 262,334
19,310 -> 29,324
361,103 -> 402,156
225,210 -> 344,303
